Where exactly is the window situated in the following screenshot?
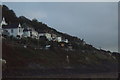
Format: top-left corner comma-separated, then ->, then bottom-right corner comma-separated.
11,29 -> 13,33
19,27 -> 20,32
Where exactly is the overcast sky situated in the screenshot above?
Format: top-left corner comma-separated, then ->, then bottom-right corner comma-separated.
3,2 -> 118,52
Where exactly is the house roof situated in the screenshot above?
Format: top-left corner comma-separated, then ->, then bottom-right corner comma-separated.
38,30 -> 46,33
23,28 -> 31,32
2,23 -> 20,29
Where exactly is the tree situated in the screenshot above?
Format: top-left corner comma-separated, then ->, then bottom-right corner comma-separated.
32,18 -> 38,23
39,36 -> 48,47
2,5 -> 18,24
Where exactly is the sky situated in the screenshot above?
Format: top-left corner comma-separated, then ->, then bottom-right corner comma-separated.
1,0 -> 120,2
3,2 -> 118,52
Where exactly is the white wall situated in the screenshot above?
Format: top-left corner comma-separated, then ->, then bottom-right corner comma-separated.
31,30 -> 39,39
57,37 -> 62,42
23,31 -> 31,37
5,28 -> 23,37
45,33 -> 52,41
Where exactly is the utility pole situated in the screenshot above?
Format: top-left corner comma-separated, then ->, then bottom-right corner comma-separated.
66,55 -> 72,69
38,39 -> 39,49
66,55 -> 69,64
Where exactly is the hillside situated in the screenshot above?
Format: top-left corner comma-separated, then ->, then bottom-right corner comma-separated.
2,37 -> 118,78
2,5 -> 83,43
3,5 -> 105,51
1,5 -> 119,78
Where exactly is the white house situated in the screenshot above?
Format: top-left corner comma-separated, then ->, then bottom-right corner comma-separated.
23,28 -> 31,38
2,23 -> 24,38
51,33 -> 57,41
30,28 -> 39,39
62,39 -> 69,43
45,33 -> 52,41
2,29 -> 10,37
57,36 -> 62,42
39,33 -> 52,41
51,33 -> 57,38
1,17 -> 7,37
1,17 -> 8,26
56,36 -> 69,43
22,27 -> 39,39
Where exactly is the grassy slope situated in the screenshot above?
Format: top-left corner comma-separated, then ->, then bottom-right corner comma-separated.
3,40 -> 118,73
